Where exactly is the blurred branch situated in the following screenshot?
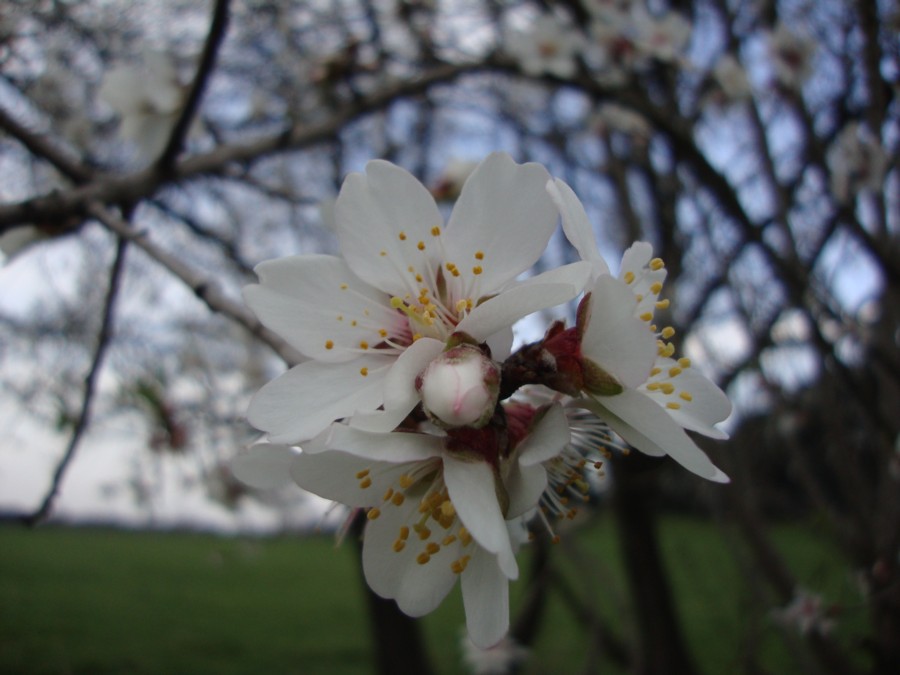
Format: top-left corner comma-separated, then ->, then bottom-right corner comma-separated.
89,202 -> 302,365
0,62 -> 473,232
21,236 -> 128,527
156,0 -> 231,169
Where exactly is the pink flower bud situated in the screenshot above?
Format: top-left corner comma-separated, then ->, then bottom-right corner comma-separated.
417,344 -> 500,429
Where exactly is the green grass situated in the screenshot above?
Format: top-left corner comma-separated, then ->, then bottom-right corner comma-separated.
0,516 -> 867,674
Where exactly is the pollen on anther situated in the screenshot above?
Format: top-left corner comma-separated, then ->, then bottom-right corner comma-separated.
325,340 -> 334,350
668,366 -> 682,377
650,367 -> 662,376
359,341 -> 369,350
399,232 -> 407,241
359,476 -> 372,488
650,282 -> 663,294
425,542 -> 440,555
360,367 -> 369,377
472,266 -> 483,275
656,299 -> 670,309
340,283 -> 348,290
367,507 -> 381,520
431,226 -> 441,237
640,312 -> 653,322
666,402 -> 681,410
393,540 -> 406,553
661,327 -> 676,339
624,271 -> 635,284
416,553 -> 431,565
398,474 -> 414,489
678,357 -> 691,368
379,329 -> 388,338
391,492 -> 405,506
417,241 -> 426,251
379,250 -> 387,257
679,391 -> 693,402
650,258 -> 665,271
474,251 -> 484,260
356,469 -> 370,479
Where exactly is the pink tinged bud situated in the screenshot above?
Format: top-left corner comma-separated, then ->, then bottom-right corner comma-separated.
417,344 -> 500,429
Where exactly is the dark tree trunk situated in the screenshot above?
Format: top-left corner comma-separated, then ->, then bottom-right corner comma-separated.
611,456 -> 697,675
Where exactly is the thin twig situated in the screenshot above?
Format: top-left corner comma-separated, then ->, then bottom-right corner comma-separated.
88,202 -> 301,365
157,0 -> 231,169
21,237 -> 128,527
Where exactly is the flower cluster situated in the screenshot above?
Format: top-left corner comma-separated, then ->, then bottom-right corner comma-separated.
233,152 -> 731,648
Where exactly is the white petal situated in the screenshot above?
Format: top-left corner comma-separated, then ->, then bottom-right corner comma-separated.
546,178 -> 611,280
485,326 -> 514,361
443,455 -> 518,579
516,403 -> 571,466
244,254 -> 398,362
457,262 -> 590,341
362,488 -> 460,616
444,153 -> 557,291
230,444 -> 298,490
289,449 -> 411,507
643,359 -> 732,438
619,242 -> 654,278
335,161 -> 444,297
592,389 -> 729,482
461,547 -> 510,649
349,337 -> 444,433
326,425 -> 445,463
247,356 -> 393,443
581,275 -> 656,389
504,462 -> 547,519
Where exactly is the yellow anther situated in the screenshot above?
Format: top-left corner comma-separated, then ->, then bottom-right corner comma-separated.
442,534 -> 457,546
659,343 -> 676,358
340,283 -> 348,290
359,476 -> 372,488
678,357 -> 691,368
666,402 -> 681,410
356,469 -> 370,479
412,333 -> 422,342
379,329 -> 388,338
415,274 -> 423,283
660,383 -> 676,395
359,340 -> 369,350
399,475 -> 414,489
472,266 -> 482,275
624,271 -> 635,284
459,527 -> 472,546
399,232 -> 407,241
360,367 -> 369,377
668,366 -> 682,377
425,542 -> 440,555
679,391 -> 693,402
379,250 -> 387,257
647,382 -> 662,391
393,540 -> 406,552
383,487 -> 394,501
390,297 -> 405,309
655,299 -> 670,310
325,340 -> 334,350
417,241 -> 426,251
650,258 -> 665,271
440,500 -> 455,518
661,326 -> 676,339
416,553 -> 431,565
367,507 -> 380,520
456,299 -> 469,313
450,268 -> 460,277
391,492 -> 406,506
650,282 -> 663,294
445,262 -> 457,271
351,320 -> 358,326
640,312 -> 653,322
398,526 -> 410,540
417,527 -> 432,541
650,367 -> 662,376
474,251 -> 484,260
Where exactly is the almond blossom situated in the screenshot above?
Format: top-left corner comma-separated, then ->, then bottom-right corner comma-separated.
233,400 -> 573,648
534,178 -> 731,481
243,153 -> 588,445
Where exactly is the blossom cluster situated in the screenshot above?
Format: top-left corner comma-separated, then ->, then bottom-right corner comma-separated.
233,152 -> 731,648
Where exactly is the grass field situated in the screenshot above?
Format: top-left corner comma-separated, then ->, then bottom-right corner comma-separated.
0,515 -> 868,674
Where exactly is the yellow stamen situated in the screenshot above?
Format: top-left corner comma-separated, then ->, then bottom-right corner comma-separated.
367,507 -> 380,520
624,271 -> 635,284
325,340 -> 334,350
650,258 -> 665,271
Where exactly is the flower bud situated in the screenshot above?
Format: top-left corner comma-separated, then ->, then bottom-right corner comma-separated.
417,344 -> 500,429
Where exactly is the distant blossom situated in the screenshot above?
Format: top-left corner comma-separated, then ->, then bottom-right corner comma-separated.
504,15 -> 585,79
